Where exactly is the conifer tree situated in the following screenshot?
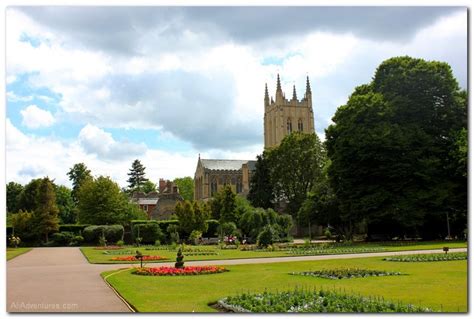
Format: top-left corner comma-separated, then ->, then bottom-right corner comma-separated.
33,177 -> 60,243
127,159 -> 149,192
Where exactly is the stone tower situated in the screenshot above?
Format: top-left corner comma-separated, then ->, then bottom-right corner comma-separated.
264,74 -> 315,149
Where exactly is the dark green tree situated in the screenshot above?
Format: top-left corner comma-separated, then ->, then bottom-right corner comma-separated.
6,181 -> 23,213
77,176 -> 147,225
325,56 -> 467,239
54,185 -> 77,224
142,180 -> 157,194
267,132 -> 326,216
33,177 -> 60,242
173,177 -> 194,201
17,178 -> 42,212
175,201 -> 195,236
127,159 -> 149,192
67,163 -> 92,203
218,185 -> 237,224
247,154 -> 274,209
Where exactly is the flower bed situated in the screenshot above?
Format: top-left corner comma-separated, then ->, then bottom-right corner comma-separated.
133,266 -> 228,276
291,268 -> 404,280
217,289 -> 433,313
94,246 -> 123,250
286,247 -> 385,255
184,252 -> 218,256
111,255 -> 169,261
383,252 -> 467,262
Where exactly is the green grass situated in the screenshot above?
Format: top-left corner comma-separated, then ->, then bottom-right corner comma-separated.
82,241 -> 467,264
7,248 -> 32,260
103,255 -> 467,312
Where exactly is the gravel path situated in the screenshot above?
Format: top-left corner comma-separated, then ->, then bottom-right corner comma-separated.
7,246 -> 467,312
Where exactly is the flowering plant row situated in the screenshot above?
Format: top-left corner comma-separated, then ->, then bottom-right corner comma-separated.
111,255 -> 169,261
291,268 -> 404,280
286,247 -> 385,256
103,250 -> 133,255
217,289 -> 433,313
184,252 -> 219,256
132,266 -> 228,276
383,252 -> 467,262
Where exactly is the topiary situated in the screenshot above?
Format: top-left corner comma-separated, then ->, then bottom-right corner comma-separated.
175,246 -> 184,268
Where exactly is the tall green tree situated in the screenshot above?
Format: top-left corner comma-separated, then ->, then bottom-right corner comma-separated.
127,159 -> 149,192
142,180 -> 157,194
173,177 -> 194,201
33,177 -> 60,242
77,176 -> 146,225
217,185 -> 237,224
54,185 -> 77,224
17,178 -> 42,213
267,132 -> 327,216
325,56 -> 467,239
247,154 -> 274,209
6,181 -> 23,213
67,163 -> 92,203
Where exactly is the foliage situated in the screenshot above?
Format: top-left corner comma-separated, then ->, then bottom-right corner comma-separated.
266,132 -> 327,216
58,224 -> 89,234
77,176 -> 146,225
6,181 -> 23,213
219,222 -> 238,238
286,246 -> 384,256
127,159 -> 149,192
383,252 -> 467,262
54,185 -> 77,224
175,247 -> 185,268
141,180 -> 157,193
132,223 -> 164,244
239,208 -> 292,243
10,210 -> 35,241
111,255 -> 168,261
325,56 -> 467,240
133,266 -> 227,276
8,235 -> 21,248
175,200 -> 210,237
257,225 -> 280,247
173,177 -> 194,201
51,232 -> 75,246
16,178 -> 42,213
189,230 -> 203,245
291,268 -> 404,280
83,225 -> 124,244
247,154 -> 274,209
204,219 -> 220,237
67,163 -> 92,203
218,289 -> 433,313
211,185 -> 238,224
167,224 -> 180,244
33,177 -> 60,242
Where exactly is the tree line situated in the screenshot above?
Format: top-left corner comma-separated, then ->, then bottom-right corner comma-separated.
247,56 -> 467,241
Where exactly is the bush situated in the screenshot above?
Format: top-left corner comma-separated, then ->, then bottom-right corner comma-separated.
58,224 -> 90,234
116,240 -> 125,247
257,225 -> 280,247
133,223 -> 164,244
70,235 -> 84,246
204,219 -> 219,237
51,232 -> 75,246
189,230 -> 202,245
83,225 -> 124,244
167,224 -> 180,244
219,222 -> 237,238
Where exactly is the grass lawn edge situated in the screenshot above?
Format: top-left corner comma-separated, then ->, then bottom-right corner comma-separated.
101,268 -> 137,313
7,248 -> 32,261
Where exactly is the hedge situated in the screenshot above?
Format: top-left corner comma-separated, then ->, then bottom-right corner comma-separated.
83,225 -> 124,244
132,223 -> 164,244
58,224 -> 90,234
204,219 -> 219,237
131,220 -> 180,234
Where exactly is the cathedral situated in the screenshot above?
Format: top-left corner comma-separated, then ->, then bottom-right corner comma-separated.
194,74 -> 315,201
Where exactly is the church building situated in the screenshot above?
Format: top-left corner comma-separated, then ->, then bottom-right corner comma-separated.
194,74 -> 315,201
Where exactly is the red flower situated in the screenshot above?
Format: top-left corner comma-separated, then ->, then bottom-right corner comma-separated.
133,266 -> 228,276
111,255 -> 168,261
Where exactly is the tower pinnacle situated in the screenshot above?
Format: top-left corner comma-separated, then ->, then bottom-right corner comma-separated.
276,74 -> 282,93
306,76 -> 311,95
292,84 -> 297,100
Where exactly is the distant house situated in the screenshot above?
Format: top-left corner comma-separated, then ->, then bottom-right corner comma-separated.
131,180 -> 183,220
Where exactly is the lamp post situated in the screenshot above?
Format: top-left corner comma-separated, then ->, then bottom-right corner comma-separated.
135,250 -> 144,268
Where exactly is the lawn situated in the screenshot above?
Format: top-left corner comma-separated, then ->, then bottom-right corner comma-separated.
82,241 -> 467,264
103,255 -> 467,312
7,248 -> 32,260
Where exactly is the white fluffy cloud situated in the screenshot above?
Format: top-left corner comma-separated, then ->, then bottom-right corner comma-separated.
20,104 -> 55,128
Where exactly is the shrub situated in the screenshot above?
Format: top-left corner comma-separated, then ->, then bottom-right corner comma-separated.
133,223 -> 164,244
58,224 -> 90,234
167,224 -> 180,244
116,240 -> 125,247
83,225 -> 124,244
257,225 -> 280,247
189,230 -> 203,245
204,219 -> 219,237
51,232 -> 75,246
219,222 -> 237,238
70,235 -> 84,246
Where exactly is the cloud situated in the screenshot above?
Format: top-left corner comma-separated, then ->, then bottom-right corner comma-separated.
20,104 -> 55,128
78,124 -> 147,160
7,91 -> 33,102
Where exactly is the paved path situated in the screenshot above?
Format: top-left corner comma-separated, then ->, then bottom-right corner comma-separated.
7,247 -> 131,312
7,247 -> 467,312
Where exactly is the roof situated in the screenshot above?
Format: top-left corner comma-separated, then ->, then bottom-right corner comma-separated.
246,160 -> 257,171
137,199 -> 158,205
200,159 -> 250,171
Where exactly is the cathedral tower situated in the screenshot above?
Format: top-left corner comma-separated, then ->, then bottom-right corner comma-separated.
264,74 -> 315,149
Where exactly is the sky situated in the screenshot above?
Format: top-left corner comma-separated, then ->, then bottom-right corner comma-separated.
5,6 -> 468,188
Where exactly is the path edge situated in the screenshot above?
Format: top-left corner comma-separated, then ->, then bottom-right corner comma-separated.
102,268 -> 137,313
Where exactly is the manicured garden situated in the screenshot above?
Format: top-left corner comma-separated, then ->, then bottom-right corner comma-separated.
82,241 -> 467,264
102,255 -> 467,312
6,248 -> 32,260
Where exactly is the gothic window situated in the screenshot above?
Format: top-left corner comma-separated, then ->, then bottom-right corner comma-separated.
287,118 -> 292,134
231,176 -> 236,185
298,119 -> 304,132
236,177 -> 243,193
219,176 -> 224,185
211,177 -> 217,196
